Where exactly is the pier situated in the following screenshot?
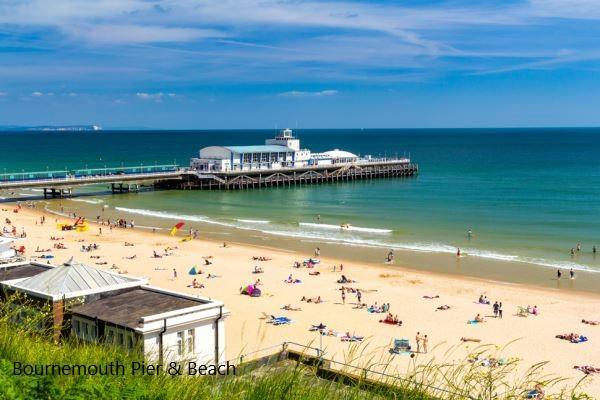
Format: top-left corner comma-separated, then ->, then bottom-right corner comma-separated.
158,159 -> 418,190
1,130 -> 419,196
0,165 -> 181,198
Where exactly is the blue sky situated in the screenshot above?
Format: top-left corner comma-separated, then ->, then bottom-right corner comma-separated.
1,0 -> 600,129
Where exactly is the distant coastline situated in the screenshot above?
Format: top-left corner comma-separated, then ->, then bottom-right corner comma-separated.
0,125 -> 101,132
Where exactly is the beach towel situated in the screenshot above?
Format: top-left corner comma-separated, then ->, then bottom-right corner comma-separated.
467,320 -> 479,325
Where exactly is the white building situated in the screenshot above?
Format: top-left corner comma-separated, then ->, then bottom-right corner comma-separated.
190,129 -> 359,172
0,259 -> 229,364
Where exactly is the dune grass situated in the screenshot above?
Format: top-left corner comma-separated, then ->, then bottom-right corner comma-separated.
0,295 -> 593,400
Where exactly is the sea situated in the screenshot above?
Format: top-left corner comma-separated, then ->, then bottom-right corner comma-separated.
2,128 -> 599,272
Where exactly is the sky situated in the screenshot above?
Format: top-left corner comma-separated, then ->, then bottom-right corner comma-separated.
1,0 -> 600,129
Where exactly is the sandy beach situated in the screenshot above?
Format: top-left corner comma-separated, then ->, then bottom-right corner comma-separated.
2,203 -> 599,396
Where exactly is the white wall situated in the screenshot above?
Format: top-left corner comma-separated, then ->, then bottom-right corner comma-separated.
144,317 -> 226,365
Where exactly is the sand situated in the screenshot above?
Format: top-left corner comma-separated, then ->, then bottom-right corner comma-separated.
2,204 -> 599,396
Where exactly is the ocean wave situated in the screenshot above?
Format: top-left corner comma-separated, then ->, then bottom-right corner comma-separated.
71,198 -> 104,205
93,206 -> 598,273
115,207 -> 209,222
114,207 -> 238,228
299,222 -> 392,234
236,219 -> 270,224
262,227 -> 597,272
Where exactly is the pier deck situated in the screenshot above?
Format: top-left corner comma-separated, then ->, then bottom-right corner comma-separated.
160,160 -> 418,190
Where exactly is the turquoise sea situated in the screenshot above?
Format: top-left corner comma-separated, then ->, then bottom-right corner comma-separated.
1,128 -> 599,271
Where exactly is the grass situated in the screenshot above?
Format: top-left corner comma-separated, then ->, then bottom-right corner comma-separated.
0,295 -> 593,400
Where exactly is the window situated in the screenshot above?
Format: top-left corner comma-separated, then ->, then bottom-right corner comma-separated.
118,332 -> 124,346
106,330 -> 114,344
186,329 -> 195,354
127,336 -> 134,349
74,320 -> 80,334
177,332 -> 184,356
261,153 -> 269,162
243,153 -> 251,163
83,322 -> 89,336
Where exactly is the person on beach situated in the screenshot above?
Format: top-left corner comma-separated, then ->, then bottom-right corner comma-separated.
493,301 -> 499,318
341,288 -> 346,305
557,269 -> 562,280
173,268 -> 177,280
315,247 -> 320,257
356,289 -> 362,304
423,335 -> 429,353
457,248 -> 461,257
498,302 -> 503,319
415,332 -> 422,353
570,268 -> 575,279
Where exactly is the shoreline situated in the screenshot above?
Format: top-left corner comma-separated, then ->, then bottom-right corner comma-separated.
30,193 -> 600,297
3,202 -> 600,396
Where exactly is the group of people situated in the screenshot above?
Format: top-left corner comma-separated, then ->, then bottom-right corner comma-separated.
80,243 -> 99,252
556,268 -> 575,280
415,332 -> 429,353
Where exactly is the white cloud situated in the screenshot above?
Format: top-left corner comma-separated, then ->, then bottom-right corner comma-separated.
63,24 -> 223,45
0,92 -> 7,96
31,91 -> 44,97
136,92 -> 165,101
280,89 -> 338,97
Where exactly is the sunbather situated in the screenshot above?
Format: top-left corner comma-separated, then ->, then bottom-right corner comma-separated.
281,304 -> 302,311
468,314 -> 485,324
437,305 -> 451,310
573,365 -> 600,375
379,313 -> 402,326
340,332 -> 364,342
460,337 -> 481,343
423,295 -> 439,299
582,319 -> 599,325
556,333 -> 588,343
301,296 -> 322,303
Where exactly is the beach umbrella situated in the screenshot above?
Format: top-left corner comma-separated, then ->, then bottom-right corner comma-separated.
189,266 -> 197,275
170,221 -> 185,236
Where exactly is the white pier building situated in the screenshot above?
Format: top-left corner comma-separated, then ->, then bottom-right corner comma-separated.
191,129 -> 360,172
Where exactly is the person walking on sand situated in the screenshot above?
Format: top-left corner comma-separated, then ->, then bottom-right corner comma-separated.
457,248 -> 461,257
423,335 -> 429,353
415,332 -> 422,353
173,268 -> 177,280
315,247 -> 320,257
570,268 -> 575,279
557,269 -> 562,280
498,302 -> 503,319
493,301 -> 499,318
341,288 -> 346,305
356,289 -> 362,304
